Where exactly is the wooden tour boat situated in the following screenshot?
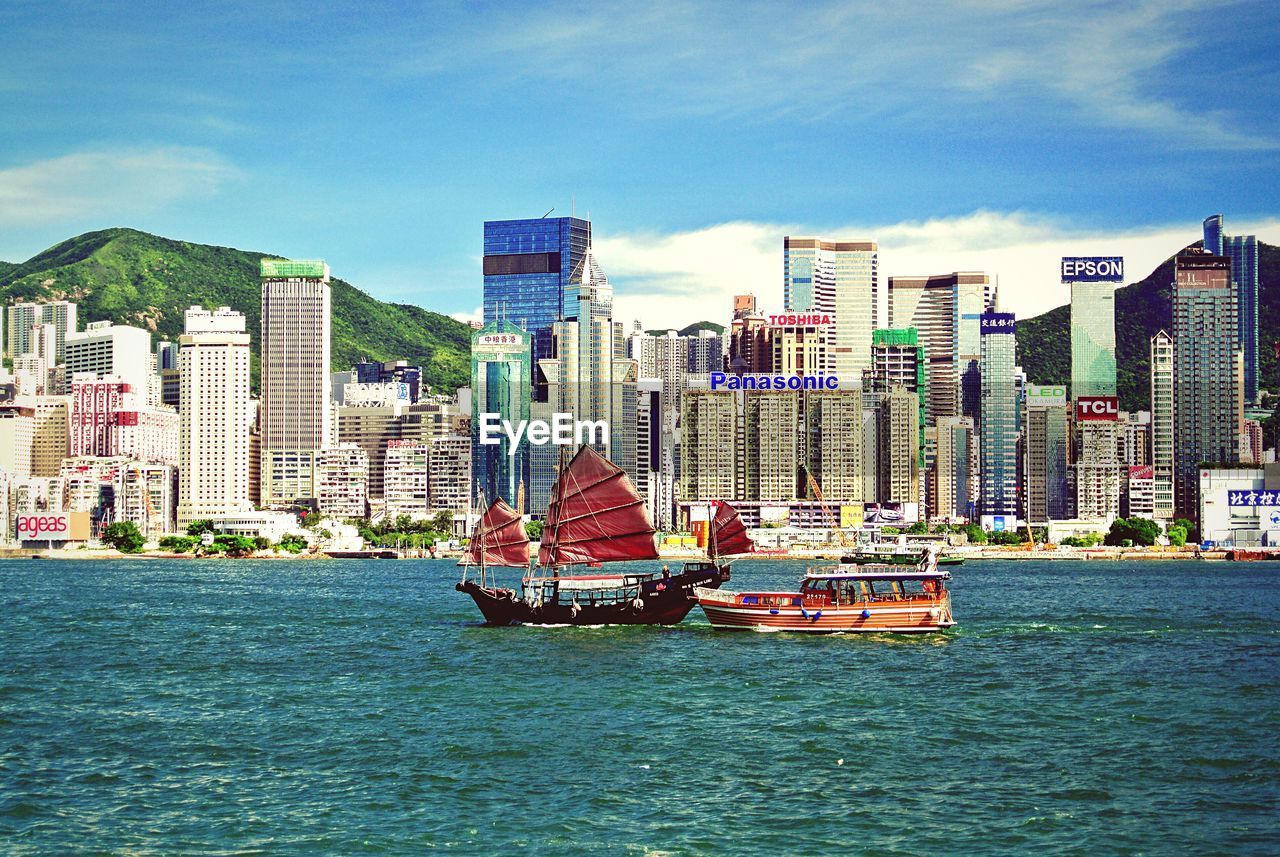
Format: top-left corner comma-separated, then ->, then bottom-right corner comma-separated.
694,545 -> 955,633
456,446 -> 752,626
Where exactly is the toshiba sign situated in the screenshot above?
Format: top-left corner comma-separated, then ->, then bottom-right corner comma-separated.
1075,396 -> 1119,421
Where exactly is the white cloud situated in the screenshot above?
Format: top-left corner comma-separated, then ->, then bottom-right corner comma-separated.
451,306 -> 483,324
0,147 -> 239,226
601,212 -> 1280,330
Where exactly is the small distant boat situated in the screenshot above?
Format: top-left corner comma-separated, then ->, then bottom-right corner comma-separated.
455,447 -> 750,626
842,543 -> 963,566
694,545 -> 956,633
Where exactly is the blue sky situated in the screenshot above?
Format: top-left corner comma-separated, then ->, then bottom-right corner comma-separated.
2,0 -> 1277,325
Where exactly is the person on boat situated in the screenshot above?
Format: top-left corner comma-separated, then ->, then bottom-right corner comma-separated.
662,565 -> 671,579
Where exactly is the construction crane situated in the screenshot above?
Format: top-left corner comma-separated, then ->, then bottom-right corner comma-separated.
802,464 -> 852,549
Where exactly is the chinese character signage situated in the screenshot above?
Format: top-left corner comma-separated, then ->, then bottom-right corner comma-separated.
1227,490 -> 1279,508
980,312 -> 1015,333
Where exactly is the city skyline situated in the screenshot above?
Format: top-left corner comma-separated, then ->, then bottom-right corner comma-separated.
2,2 -> 1278,329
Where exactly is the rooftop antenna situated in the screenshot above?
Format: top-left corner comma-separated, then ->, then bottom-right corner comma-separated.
541,207 -> 554,219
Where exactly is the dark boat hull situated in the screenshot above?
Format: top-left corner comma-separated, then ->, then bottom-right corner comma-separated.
456,562 -> 729,626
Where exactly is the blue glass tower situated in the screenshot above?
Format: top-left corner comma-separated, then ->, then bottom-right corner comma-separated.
979,312 -> 1018,519
483,216 -> 591,395
1203,214 -> 1259,403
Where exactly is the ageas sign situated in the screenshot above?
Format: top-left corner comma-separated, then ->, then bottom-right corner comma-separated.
1075,396 -> 1119,421
16,514 -> 70,540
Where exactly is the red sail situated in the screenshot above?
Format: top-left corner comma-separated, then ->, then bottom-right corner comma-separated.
464,498 -> 530,568
538,445 -> 659,567
709,502 -> 754,559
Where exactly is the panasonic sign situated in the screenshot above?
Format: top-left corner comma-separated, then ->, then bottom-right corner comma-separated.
1061,256 -> 1124,283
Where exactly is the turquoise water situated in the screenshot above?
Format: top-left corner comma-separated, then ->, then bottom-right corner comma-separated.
2,558 -> 1277,855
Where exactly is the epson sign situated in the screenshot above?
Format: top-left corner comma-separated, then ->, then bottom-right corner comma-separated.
1061,257 -> 1123,283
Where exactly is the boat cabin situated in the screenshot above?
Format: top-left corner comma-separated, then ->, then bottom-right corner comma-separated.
799,570 -> 949,607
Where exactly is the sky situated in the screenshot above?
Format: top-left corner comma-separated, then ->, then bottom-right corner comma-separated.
2,0 -> 1278,328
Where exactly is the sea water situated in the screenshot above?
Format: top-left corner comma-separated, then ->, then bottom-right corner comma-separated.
2,558 -> 1277,854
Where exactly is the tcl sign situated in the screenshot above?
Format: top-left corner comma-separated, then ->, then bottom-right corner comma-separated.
1076,396 -> 1119,421
16,514 -> 70,540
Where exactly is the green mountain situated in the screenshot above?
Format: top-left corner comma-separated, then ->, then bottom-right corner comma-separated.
644,321 -> 726,337
1017,241 -> 1278,411
0,228 -> 472,392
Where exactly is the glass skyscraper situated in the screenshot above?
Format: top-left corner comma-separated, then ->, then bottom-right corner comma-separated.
979,312 -> 1018,518
1203,214 -> 1259,404
1069,281 -> 1117,398
483,216 -> 591,389
470,321 -> 531,511
783,237 -> 878,381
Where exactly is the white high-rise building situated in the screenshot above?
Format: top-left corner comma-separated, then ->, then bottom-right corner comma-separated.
177,306 -> 253,528
64,321 -> 152,393
1150,331 -> 1174,521
260,259 -> 332,506
784,237 -> 878,382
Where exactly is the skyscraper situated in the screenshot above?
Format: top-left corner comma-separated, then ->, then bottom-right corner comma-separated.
64,321 -> 153,394
784,237 -> 878,381
177,306 -> 252,527
931,416 -> 974,522
979,312 -> 1018,519
260,259 -> 332,506
470,321 -> 531,511
1204,215 -> 1260,404
877,385 -> 920,507
887,272 -> 987,425
1023,386 -> 1070,525
483,216 -> 591,386
1070,282 -> 1117,398
1149,331 -> 1174,521
1173,250 -> 1240,518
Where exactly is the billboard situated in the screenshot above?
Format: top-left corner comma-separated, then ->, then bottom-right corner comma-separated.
1228,490 -> 1279,508
981,514 -> 1018,533
980,312 -> 1015,334
1076,396 -> 1119,421
1026,385 -> 1067,407
1061,257 -> 1124,283
16,512 -> 91,541
1129,465 -> 1154,480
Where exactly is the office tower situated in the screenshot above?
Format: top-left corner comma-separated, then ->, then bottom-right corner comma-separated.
313,445 -> 369,519
177,306 -> 252,527
877,385 -> 920,506
1024,386 -> 1069,525
1205,215 -> 1259,403
1070,283 -> 1118,398
470,322 -> 531,510
260,259 -> 332,506
64,321 -> 152,393
483,216 -> 591,385
728,312 -> 773,374
783,237 -> 878,380
931,416 -> 974,522
6,301 -> 77,362
428,435 -> 472,513
979,312 -> 1018,518
804,390 -> 864,506
628,329 -> 686,424
337,399 -> 459,503
354,360 -> 423,403
1149,331 -> 1174,520
1173,251 -> 1241,518
744,392 -> 799,501
888,272 -> 987,425
869,327 -> 927,472
31,396 -> 69,477
680,389 -> 739,502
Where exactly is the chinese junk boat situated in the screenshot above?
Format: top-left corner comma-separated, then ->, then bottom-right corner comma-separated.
693,545 -> 955,633
456,446 -> 733,626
